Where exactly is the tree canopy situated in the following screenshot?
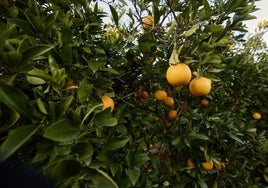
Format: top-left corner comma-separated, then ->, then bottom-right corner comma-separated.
0,0 -> 268,187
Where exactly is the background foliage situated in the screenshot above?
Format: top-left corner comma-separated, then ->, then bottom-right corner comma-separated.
0,0 -> 268,187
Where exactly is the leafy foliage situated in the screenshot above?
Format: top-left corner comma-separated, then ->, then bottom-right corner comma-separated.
0,0 -> 267,187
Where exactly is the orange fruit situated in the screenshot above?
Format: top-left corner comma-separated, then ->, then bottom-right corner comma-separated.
154,90 -> 168,101
166,63 -> 192,86
168,110 -> 177,120
200,98 -> 209,107
187,159 -> 195,168
163,96 -> 174,107
142,15 -> 154,31
201,161 -> 214,170
101,95 -> 114,112
189,77 -> 211,96
252,112 -> 261,120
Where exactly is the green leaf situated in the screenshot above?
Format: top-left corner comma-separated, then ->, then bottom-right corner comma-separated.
88,59 -> 106,73
28,69 -> 55,83
49,159 -> 82,181
2,51 -> 23,69
0,108 -> 20,133
195,134 -> 210,140
22,45 -> 54,64
56,96 -> 73,116
26,75 -> 46,85
72,142 -> 94,159
198,179 -> 208,188
202,0 -> 212,18
225,132 -> 244,144
106,138 -> 129,150
78,78 -> 93,104
0,25 -> 16,53
204,25 -> 224,33
95,117 -> 117,127
203,53 -> 222,64
0,82 -> 33,118
181,24 -> 199,37
8,18 -> 36,36
0,124 -> 40,162
128,168 -> 140,186
43,119 -> 80,142
46,10 -> 59,28
109,5 -> 119,26
53,145 -> 71,155
134,153 -> 150,167
36,98 -> 48,114
92,169 -> 119,188
215,38 -> 232,46
48,54 -> 59,74
110,163 -> 121,176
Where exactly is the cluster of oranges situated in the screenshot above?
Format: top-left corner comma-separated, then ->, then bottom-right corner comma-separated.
154,90 -> 177,120
187,159 -> 228,172
166,62 -> 212,96
152,62 -> 212,120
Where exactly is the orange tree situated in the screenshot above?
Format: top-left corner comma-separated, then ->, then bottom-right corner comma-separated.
0,0 -> 268,187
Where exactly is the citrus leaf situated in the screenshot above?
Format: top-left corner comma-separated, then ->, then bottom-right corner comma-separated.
196,134 -> 210,140
95,169 -> 119,188
0,124 -> 40,162
106,138 -> 129,150
109,5 -> 119,26
0,82 -> 33,118
26,75 -> 46,85
22,45 -> 54,64
128,168 -> 140,186
43,119 -> 80,142
56,96 -> 73,116
71,142 -> 94,159
49,159 -> 82,181
8,18 -> 36,36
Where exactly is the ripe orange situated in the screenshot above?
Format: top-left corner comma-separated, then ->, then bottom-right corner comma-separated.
142,15 -> 154,31
189,77 -> 211,96
101,95 -> 114,112
201,161 -> 214,170
186,159 -> 195,168
252,112 -> 261,120
166,63 -> 192,86
163,96 -> 174,107
154,90 -> 168,101
200,98 -> 209,107
168,110 -> 177,120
